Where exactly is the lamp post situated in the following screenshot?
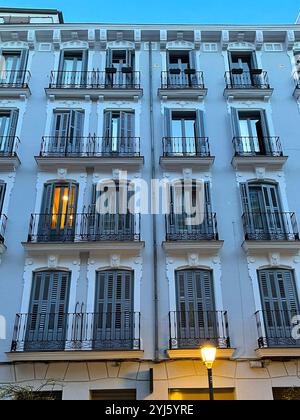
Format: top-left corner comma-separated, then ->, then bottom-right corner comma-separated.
201,346 -> 217,401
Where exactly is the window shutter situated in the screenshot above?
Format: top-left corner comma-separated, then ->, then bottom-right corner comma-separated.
58,50 -> 65,72
240,183 -> 251,214
189,50 -> 196,70
260,110 -> 270,138
195,110 -> 205,138
125,49 -> 134,68
69,110 -> 84,139
19,49 -> 29,71
27,271 -> 71,351
231,107 -> 241,137
204,181 -> 212,215
0,182 -> 6,214
103,111 -> 112,138
52,112 -> 70,138
94,271 -> 134,349
41,183 -> 54,214
106,49 -> 113,67
164,108 -> 172,137
82,50 -> 88,72
8,110 -> 19,137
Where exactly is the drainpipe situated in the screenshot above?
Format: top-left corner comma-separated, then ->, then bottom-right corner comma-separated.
148,42 -> 160,361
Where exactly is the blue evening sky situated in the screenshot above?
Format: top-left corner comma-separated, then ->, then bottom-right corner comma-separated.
0,0 -> 299,24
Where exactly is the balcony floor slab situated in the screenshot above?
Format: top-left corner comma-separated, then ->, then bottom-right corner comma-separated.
256,347 -> 300,360
163,240 -> 224,255
242,240 -> 300,256
167,348 -> 235,360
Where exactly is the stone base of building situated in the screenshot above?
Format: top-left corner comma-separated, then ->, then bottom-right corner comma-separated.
1,359 -> 300,400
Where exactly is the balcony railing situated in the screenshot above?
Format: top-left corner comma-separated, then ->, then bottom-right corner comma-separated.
0,136 -> 20,157
11,312 -> 141,352
166,213 -> 219,241
169,311 -> 230,349
27,213 -> 141,243
0,70 -> 31,88
49,70 -> 141,89
162,137 -> 210,157
242,212 -> 299,241
233,136 -> 283,157
40,136 -> 141,157
0,214 -> 7,243
225,70 -> 270,89
256,310 -> 300,348
161,70 -> 205,89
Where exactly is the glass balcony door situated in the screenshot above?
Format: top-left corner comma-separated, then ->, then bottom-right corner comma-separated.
58,51 -> 87,87
238,112 -> 266,155
171,113 -> 197,155
51,110 -> 84,155
167,51 -> 195,87
0,110 -> 18,154
229,52 -> 257,86
106,49 -> 134,87
103,111 -> 134,155
39,182 -> 78,242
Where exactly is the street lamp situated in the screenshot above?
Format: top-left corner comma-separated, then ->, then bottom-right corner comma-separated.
201,346 -> 217,401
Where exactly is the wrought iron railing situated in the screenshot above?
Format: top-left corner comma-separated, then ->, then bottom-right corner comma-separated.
0,70 -> 31,88
162,137 -> 210,157
49,70 -> 141,89
40,136 -> 141,157
0,136 -> 20,157
233,136 -> 283,157
169,311 -> 230,349
166,213 -> 219,241
161,70 -> 205,89
27,213 -> 141,243
256,310 -> 300,348
0,214 -> 7,243
242,212 -> 299,241
225,70 -> 270,89
11,312 -> 141,352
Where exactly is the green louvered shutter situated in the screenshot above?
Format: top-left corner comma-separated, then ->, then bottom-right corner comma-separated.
175,270 -> 216,348
94,271 -> 134,350
0,182 -> 6,214
259,269 -> 300,347
25,271 -> 71,351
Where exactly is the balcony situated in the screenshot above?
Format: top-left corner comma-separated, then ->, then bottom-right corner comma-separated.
35,136 -> 144,170
0,214 -> 7,255
158,70 -> 207,101
160,137 -> 214,170
242,212 -> 300,255
163,213 -> 224,254
255,310 -> 300,359
293,72 -> 300,100
0,70 -> 31,98
9,312 -> 143,362
45,70 -> 143,101
167,311 -> 235,359
0,136 -> 21,170
232,136 -> 287,170
23,213 -> 144,255
224,70 -> 273,100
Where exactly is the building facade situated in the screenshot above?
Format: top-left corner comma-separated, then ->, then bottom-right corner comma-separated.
0,7 -> 300,400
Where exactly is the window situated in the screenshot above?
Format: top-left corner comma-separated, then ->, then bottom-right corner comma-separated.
57,50 -> 88,86
240,182 -> 287,240
231,109 -> 270,155
164,109 -> 206,156
25,271 -> 71,351
170,388 -> 235,400
175,270 -> 217,348
103,111 -> 134,154
166,50 -> 197,87
0,49 -> 28,85
106,49 -> 135,70
0,110 -> 18,155
273,388 -> 300,400
89,181 -> 135,240
38,182 -> 78,242
91,390 -> 136,400
259,269 -> 300,347
229,51 -> 257,72
49,110 -> 84,155
105,49 -> 135,87
94,270 -> 134,350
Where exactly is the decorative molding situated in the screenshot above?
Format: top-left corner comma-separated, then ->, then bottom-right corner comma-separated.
60,40 -> 88,50
187,253 -> 199,267
221,30 -> 230,50
100,29 -> 107,49
0,41 -> 29,50
57,168 -> 67,179
194,30 -> 201,50
227,41 -> 256,51
166,40 -> 194,50
107,40 -> 135,50
286,30 -> 295,51
110,254 -> 121,268
53,29 -> 61,50
255,167 -> 266,180
160,30 -> 167,50
134,29 -> 142,50
268,253 -> 281,267
48,255 -> 59,269
255,31 -> 264,50
88,29 -> 96,49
